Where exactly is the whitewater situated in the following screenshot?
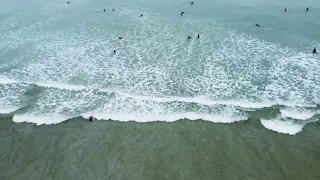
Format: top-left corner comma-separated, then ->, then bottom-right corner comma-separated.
1,0 -> 320,135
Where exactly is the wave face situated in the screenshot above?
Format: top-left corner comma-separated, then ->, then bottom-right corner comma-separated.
1,0 -> 320,135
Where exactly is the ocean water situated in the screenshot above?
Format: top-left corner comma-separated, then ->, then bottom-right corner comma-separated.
1,0 -> 320,179
1,0 -> 320,135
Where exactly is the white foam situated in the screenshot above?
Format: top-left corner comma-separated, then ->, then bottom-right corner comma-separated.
280,108 -> 318,120
118,92 -> 275,109
81,112 -> 247,123
35,82 -> 87,91
0,106 -> 20,114
0,75 -> 19,84
260,118 -> 304,135
13,114 -> 70,125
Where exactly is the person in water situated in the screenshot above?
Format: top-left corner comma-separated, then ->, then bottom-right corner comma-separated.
255,24 -> 260,27
285,8 -> 287,12
306,8 -> 309,12
67,2 -> 70,4
181,12 -> 185,16
188,36 -> 191,39
141,14 -> 143,17
191,2 -> 194,5
103,9 -> 106,12
197,34 -> 200,38
89,116 -> 94,121
112,9 -> 115,11
313,48 -> 317,54
118,36 -> 123,40
114,50 -> 116,54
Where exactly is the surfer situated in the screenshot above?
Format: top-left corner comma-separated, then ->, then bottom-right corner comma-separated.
67,2 -> 70,4
191,2 -> 194,5
141,14 -> 143,17
114,50 -> 116,54
103,9 -> 106,12
188,35 -> 191,39
181,12 -> 185,16
197,34 -> 200,38
285,8 -> 287,12
313,48 -> 317,54
306,8 -> 309,12
89,116 -> 94,121
118,36 -> 123,40
255,24 -> 260,27
112,9 -> 115,11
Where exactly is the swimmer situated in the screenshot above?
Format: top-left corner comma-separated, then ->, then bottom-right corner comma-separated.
118,36 -> 123,40
114,50 -> 116,54
191,2 -> 193,5
141,14 -> 143,17
188,35 -> 191,39
67,2 -> 70,4
103,9 -> 106,12
306,8 -> 309,12
285,8 -> 287,12
197,34 -> 200,38
255,24 -> 260,27
181,12 -> 185,16
112,9 -> 115,11
313,48 -> 317,54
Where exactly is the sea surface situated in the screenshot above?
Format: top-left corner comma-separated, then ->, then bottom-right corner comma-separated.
0,0 -> 320,179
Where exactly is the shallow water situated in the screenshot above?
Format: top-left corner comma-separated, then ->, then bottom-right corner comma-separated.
1,117 -> 320,180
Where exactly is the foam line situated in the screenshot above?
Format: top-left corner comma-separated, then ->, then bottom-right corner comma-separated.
0,74 -> 317,110
36,82 -> 87,91
81,112 -> 247,123
0,75 -> 19,84
260,118 -> 304,135
12,114 -> 70,125
118,92 -> 276,109
0,106 -> 20,114
280,108 -> 318,120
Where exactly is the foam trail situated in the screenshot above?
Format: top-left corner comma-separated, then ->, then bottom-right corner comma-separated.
280,108 -> 318,120
118,93 -> 275,109
0,75 -> 19,84
13,114 -> 70,125
0,106 -> 20,114
0,74 -> 315,110
81,112 -> 247,123
260,118 -> 304,135
36,82 -> 87,91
